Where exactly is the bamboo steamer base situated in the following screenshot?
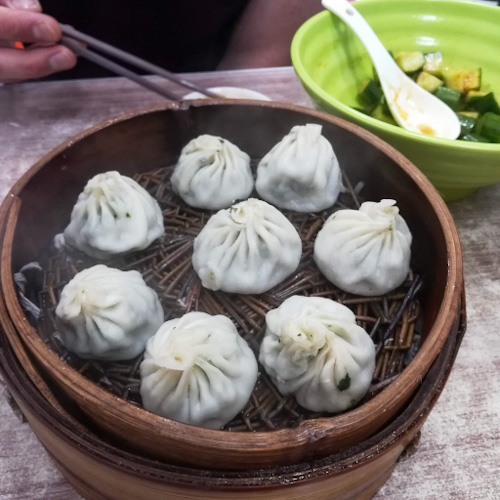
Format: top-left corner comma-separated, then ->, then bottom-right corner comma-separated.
0,101 -> 464,470
0,291 -> 466,500
52,455 -> 397,500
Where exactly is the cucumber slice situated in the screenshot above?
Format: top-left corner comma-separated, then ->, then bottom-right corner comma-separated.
416,72 -> 444,93
394,51 -> 425,73
461,133 -> 490,143
466,92 -> 500,115
371,103 -> 397,125
457,113 -> 476,136
458,111 -> 480,120
423,52 -> 443,77
435,86 -> 462,110
474,112 -> 500,142
359,79 -> 383,106
445,69 -> 482,94
380,95 -> 391,115
465,90 -> 488,104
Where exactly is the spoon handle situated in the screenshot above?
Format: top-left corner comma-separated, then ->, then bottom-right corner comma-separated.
321,0 -> 400,82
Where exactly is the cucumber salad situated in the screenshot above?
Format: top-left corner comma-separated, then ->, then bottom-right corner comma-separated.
358,51 -> 500,143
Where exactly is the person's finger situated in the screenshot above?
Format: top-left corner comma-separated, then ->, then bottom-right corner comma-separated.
0,6 -> 60,43
0,45 -> 76,81
0,0 -> 42,12
0,39 -> 15,47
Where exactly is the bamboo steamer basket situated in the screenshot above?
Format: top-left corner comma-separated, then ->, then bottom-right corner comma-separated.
0,101 -> 463,470
0,287 -> 466,499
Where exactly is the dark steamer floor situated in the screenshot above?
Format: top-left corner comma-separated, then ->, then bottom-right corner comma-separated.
26,164 -> 422,432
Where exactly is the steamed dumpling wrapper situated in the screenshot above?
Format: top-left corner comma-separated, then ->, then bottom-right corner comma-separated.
314,199 -> 412,296
55,265 -> 164,361
192,198 -> 302,294
255,124 -> 343,212
259,296 -> 376,413
140,312 -> 258,429
60,171 -> 164,259
171,134 -> 254,210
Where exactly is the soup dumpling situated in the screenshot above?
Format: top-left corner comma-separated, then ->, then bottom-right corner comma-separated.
171,134 -> 254,210
55,265 -> 164,361
140,311 -> 258,429
259,296 -> 375,413
60,171 -> 164,259
256,124 -> 342,212
192,198 -> 302,294
314,199 -> 412,296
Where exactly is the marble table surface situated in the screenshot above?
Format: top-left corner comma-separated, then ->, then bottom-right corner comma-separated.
0,67 -> 499,500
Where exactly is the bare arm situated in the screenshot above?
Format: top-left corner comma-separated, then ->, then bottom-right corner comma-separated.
0,0 -> 76,82
218,0 -> 323,70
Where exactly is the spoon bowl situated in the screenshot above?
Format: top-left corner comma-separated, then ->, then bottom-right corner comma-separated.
321,0 -> 461,140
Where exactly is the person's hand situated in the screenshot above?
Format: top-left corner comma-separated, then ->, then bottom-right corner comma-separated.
0,0 -> 76,82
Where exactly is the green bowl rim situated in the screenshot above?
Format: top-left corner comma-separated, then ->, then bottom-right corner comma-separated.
291,0 -> 500,151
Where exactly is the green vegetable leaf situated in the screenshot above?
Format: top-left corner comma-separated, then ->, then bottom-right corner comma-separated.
337,373 -> 351,392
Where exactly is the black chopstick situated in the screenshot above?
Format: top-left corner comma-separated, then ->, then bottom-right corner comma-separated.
60,24 -> 220,100
60,36 -> 179,100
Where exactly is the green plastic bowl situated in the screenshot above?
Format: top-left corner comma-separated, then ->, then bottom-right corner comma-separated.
291,0 -> 500,201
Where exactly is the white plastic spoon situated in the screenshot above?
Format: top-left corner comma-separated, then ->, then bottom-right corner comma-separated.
322,0 -> 461,140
